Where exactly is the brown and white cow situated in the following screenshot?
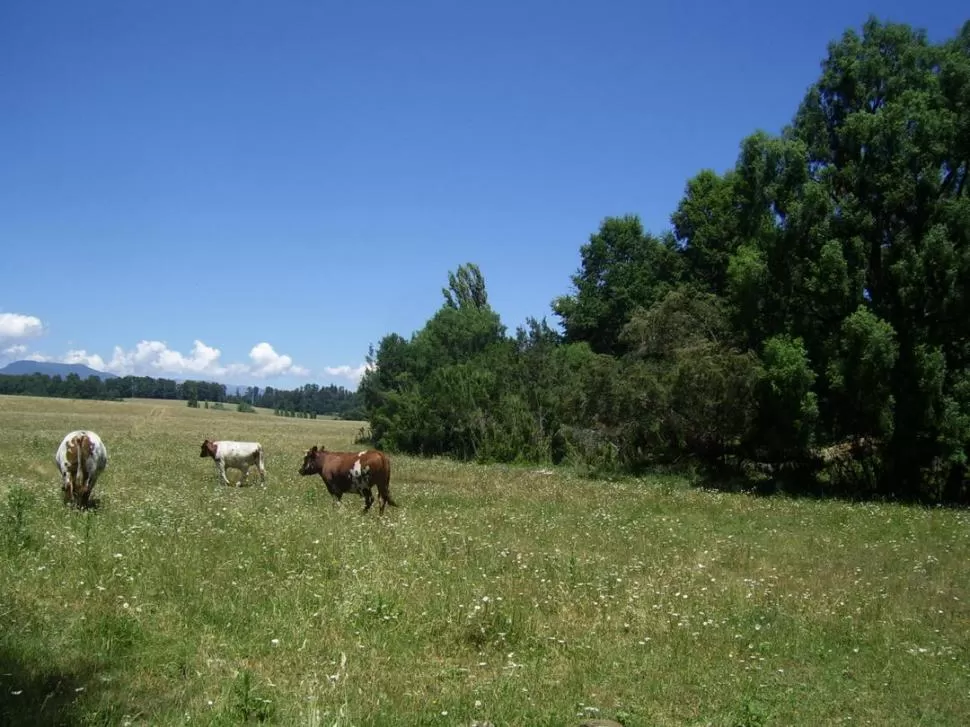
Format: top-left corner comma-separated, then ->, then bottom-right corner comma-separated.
298,445 -> 397,514
54,430 -> 108,508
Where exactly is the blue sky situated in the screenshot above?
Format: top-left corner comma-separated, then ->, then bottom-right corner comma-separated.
1,1 -> 966,390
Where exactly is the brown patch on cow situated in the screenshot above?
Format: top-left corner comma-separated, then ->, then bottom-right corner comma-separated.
64,439 -> 79,504
200,439 -> 218,459
65,434 -> 95,508
299,444 -> 398,515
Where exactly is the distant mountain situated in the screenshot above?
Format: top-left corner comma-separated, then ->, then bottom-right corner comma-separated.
0,360 -> 118,381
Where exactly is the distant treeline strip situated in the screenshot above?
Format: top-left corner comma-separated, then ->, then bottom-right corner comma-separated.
0,372 -> 363,419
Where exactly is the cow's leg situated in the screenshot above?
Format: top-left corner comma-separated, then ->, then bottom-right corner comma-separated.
239,465 -> 249,487
361,487 -> 374,514
81,472 -> 98,508
321,477 -> 342,506
64,466 -> 77,506
216,461 -> 231,486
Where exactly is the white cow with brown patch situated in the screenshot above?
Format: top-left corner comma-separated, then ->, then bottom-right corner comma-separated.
55,430 -> 108,508
200,439 -> 266,487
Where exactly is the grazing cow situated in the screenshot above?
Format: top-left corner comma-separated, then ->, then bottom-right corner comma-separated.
54,430 -> 108,508
298,445 -> 397,514
200,439 -> 266,487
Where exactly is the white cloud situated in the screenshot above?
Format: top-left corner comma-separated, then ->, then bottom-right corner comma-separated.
2,344 -> 28,358
323,362 -> 373,384
248,342 -> 310,378
0,312 -> 44,341
62,349 -> 108,370
102,339 -> 233,377
14,339 -> 311,381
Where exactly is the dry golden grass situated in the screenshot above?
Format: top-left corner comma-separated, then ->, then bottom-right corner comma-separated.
1,394 -> 969,726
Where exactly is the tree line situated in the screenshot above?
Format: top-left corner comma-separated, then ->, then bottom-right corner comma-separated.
0,373 -> 362,419
360,17 -> 970,504
252,384 -> 365,419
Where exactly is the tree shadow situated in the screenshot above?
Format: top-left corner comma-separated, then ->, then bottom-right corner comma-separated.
689,462 -> 970,510
0,651 -> 87,727
0,593 -> 152,726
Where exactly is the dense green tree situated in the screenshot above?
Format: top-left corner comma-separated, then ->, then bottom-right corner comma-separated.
442,262 -> 489,310
671,169 -> 741,295
754,335 -> 819,459
552,215 -> 683,356
361,15 -> 970,503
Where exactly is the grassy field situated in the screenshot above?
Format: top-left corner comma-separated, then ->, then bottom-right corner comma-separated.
0,395 -> 968,726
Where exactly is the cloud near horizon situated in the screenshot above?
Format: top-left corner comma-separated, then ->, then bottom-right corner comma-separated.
7,338 -> 368,385
3,343 -> 29,357
323,362 -> 374,384
0,311 -> 366,384
0,312 -> 44,341
19,339 -> 313,381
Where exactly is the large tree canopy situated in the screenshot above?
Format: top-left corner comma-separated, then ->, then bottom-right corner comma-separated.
362,17 -> 970,504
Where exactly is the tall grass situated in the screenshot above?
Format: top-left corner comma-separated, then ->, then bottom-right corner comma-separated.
0,394 -> 968,725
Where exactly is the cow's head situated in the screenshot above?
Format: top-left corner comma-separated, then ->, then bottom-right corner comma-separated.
299,445 -> 324,476
200,439 -> 216,459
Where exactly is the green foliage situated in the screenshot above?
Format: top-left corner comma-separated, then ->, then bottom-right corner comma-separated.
672,169 -> 740,295
1,485 -> 36,553
616,289 -> 763,465
755,335 -> 819,458
442,262 -> 489,310
826,307 -> 899,440
223,669 -> 276,723
236,401 -> 256,414
552,215 -> 683,356
364,266 -> 578,463
359,16 -> 970,503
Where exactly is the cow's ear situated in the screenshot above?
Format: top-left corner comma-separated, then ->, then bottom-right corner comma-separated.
310,445 -> 317,453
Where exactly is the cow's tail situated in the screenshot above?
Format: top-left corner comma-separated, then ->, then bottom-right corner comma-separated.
379,451 -> 398,508
65,438 -> 78,503
66,434 -> 86,504
76,434 -> 92,500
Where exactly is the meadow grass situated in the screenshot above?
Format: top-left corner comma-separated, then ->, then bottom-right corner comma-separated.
0,394 -> 968,726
